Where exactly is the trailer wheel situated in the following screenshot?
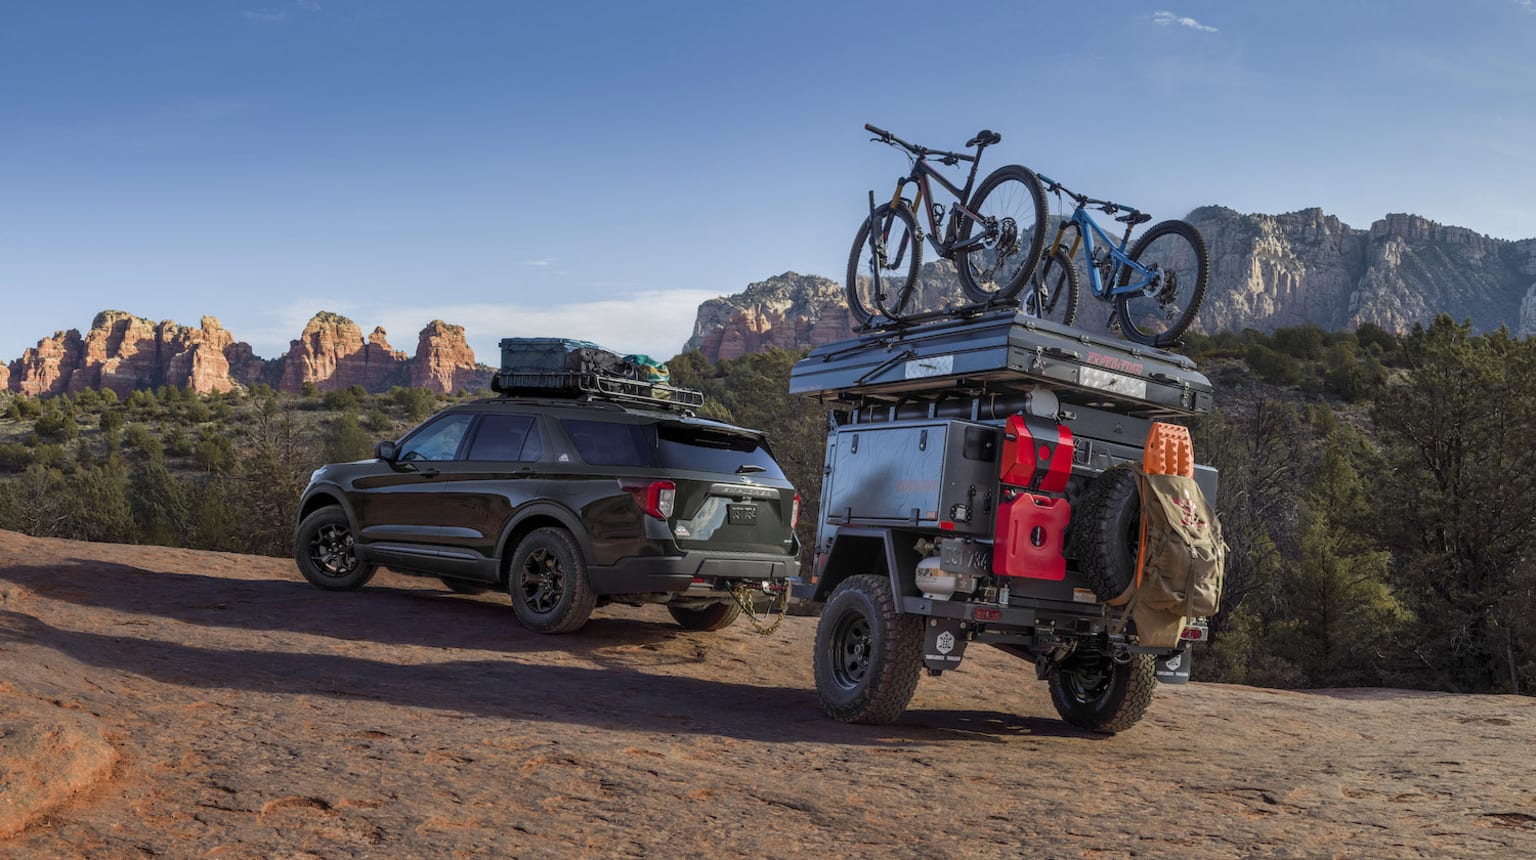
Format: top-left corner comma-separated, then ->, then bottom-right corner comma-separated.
813,574 -> 923,724
1073,465 -> 1141,601
1048,651 -> 1156,733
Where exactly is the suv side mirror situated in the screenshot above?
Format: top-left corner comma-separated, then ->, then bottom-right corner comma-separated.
374,440 -> 399,462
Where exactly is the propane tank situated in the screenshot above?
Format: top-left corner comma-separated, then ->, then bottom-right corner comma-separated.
915,556 -> 979,601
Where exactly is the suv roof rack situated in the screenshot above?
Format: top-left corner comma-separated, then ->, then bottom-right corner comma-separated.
494,371 -> 705,412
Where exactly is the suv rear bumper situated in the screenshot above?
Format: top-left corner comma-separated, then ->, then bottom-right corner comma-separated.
586,550 -> 800,595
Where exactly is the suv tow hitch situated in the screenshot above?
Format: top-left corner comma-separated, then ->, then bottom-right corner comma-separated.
730,580 -> 789,636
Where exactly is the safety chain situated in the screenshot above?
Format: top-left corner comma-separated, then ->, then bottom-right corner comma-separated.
729,582 -> 788,636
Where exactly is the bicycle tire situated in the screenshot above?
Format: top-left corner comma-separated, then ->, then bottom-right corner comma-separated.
1114,219 -> 1209,348
955,164 -> 1048,304
1025,247 -> 1080,327
846,201 -> 922,327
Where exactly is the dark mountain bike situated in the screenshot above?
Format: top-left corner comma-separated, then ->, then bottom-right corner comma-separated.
1034,174 -> 1209,348
847,124 -> 1048,327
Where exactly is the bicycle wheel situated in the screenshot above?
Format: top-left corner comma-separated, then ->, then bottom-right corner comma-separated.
846,202 -> 922,327
1023,247 -> 1079,327
1113,219 -> 1209,348
954,164 -> 1048,304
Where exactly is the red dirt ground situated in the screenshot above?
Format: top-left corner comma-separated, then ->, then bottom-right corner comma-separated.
1,529 -> 1533,858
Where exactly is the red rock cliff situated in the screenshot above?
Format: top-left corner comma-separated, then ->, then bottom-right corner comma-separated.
411,320 -> 491,394
277,313 -> 410,393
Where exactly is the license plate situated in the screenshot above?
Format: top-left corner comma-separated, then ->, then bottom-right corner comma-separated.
727,504 -> 758,525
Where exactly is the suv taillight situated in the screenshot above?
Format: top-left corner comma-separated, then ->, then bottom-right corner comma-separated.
791,492 -> 801,528
621,479 -> 676,520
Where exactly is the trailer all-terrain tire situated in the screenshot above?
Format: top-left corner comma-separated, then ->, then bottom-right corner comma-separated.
1072,465 -> 1141,602
813,574 -> 923,724
1049,651 -> 1157,733
668,600 -> 742,631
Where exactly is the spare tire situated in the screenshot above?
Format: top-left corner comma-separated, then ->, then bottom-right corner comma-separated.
1072,466 -> 1141,602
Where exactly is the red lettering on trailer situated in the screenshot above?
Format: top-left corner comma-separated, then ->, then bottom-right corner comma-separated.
1086,351 -> 1145,375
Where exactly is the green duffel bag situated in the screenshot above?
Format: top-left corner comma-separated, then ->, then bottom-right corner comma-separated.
624,354 -> 669,385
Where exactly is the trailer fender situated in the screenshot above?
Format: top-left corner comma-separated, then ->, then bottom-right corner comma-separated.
806,527 -> 922,604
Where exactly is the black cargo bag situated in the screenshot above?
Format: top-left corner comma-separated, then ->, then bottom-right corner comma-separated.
493,338 -> 634,394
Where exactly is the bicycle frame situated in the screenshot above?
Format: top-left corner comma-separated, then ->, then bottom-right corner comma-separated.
889,155 -> 991,258
1049,206 -> 1158,300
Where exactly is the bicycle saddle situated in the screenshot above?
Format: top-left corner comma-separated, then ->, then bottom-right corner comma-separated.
966,129 -> 1002,148
1116,211 -> 1152,226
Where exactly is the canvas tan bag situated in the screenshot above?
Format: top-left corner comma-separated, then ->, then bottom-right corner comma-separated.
1129,468 -> 1226,648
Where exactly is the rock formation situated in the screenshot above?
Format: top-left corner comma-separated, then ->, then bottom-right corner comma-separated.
5,313 -> 264,398
9,329 -> 85,397
411,320 -> 491,394
277,313 -> 411,393
1188,207 -> 1536,337
3,310 -> 490,399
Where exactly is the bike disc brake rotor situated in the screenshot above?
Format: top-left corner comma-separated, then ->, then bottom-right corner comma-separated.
984,217 -> 1020,257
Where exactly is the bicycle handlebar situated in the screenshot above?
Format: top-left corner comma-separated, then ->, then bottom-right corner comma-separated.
864,123 -> 977,163
1040,174 -> 1135,214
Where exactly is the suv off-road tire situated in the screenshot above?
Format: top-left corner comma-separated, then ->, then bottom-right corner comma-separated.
507,528 -> 597,634
813,574 -> 923,724
1048,651 -> 1157,733
668,601 -> 742,631
295,505 -> 377,591
1073,466 -> 1141,602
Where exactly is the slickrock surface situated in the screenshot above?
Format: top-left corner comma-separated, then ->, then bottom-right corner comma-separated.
1,529 -> 1532,858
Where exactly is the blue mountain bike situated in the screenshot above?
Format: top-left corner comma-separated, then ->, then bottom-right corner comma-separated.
1033,174 -> 1209,348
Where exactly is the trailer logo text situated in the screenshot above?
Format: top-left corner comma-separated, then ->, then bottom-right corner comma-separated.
1086,351 -> 1144,375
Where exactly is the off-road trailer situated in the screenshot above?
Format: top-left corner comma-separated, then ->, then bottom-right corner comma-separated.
788,308 -> 1218,732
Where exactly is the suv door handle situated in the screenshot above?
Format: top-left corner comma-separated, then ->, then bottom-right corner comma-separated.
416,467 -> 440,478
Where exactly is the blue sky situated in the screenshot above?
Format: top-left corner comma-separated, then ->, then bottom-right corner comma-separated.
2,0 -> 1533,365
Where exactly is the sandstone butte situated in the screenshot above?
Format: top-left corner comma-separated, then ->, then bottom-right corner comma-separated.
2,311 -> 491,398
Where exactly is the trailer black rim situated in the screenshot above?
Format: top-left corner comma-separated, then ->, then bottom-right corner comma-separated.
829,610 -> 873,689
1059,657 -> 1113,703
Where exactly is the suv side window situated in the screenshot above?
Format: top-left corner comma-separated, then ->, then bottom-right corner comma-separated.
467,414 -> 542,462
560,419 -> 654,466
399,413 -> 475,462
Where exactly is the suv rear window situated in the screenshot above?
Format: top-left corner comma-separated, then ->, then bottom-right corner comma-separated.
560,419 -> 784,478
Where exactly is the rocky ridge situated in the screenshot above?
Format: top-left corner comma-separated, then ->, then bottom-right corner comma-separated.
4,311 -> 491,398
688,209 -> 1536,362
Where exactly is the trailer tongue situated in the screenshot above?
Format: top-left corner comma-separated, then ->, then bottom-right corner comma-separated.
789,308 -> 1222,732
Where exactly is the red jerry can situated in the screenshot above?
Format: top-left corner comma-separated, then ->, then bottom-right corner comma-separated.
992,491 -> 1071,581
999,414 -> 1074,492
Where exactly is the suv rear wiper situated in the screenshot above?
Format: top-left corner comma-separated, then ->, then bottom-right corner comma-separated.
736,464 -> 767,474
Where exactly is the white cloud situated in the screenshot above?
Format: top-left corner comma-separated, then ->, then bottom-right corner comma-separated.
523,259 -> 555,268
1152,10 -> 1219,32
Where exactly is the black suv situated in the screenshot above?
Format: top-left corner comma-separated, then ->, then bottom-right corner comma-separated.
293,395 -> 801,634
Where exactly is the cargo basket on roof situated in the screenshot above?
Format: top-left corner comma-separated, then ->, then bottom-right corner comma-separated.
491,337 -> 703,411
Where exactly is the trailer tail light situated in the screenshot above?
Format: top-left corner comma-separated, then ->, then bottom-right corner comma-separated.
1180,622 -> 1207,641
621,479 -> 676,520
790,493 -> 801,529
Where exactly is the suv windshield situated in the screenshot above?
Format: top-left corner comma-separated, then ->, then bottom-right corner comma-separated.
560,419 -> 784,479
